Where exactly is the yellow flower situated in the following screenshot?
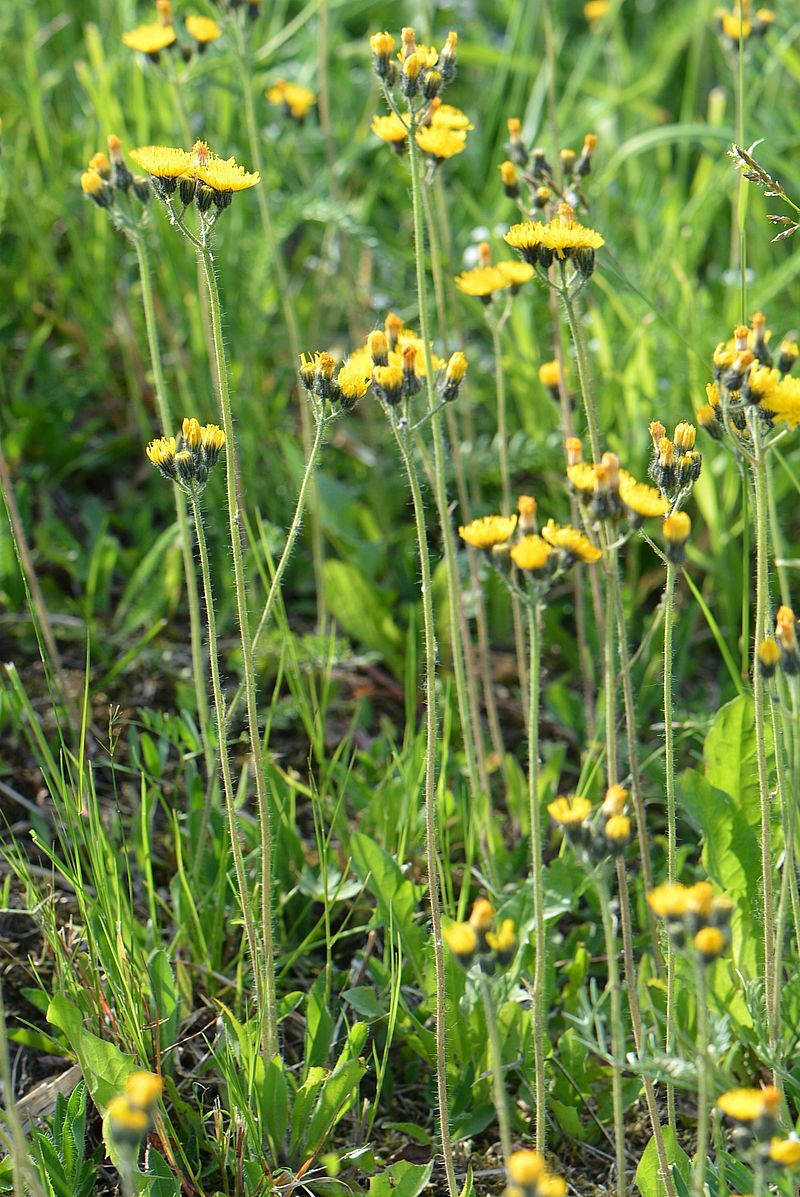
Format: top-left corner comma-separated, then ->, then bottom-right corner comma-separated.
428,101 -> 474,131
765,377 -> 800,428
647,883 -> 691,919
539,360 -> 561,389
541,518 -> 601,563
370,31 -> 395,58
566,462 -> 597,494
758,636 -> 781,677
721,13 -> 751,38
618,472 -> 668,519
415,125 -> 467,160
663,511 -> 691,548
485,918 -> 516,960
185,15 -> 221,45
267,79 -> 317,121
146,436 -> 177,477
510,535 -> 552,572
601,784 -> 628,816
454,266 -> 506,299
337,359 -> 372,402
770,1138 -> 800,1168
122,23 -> 176,54
469,897 -> 495,932
505,206 -> 604,271
81,169 -> 112,207
192,149 -> 261,194
507,1151 -> 545,1186
584,0 -> 610,19
88,151 -> 111,178
459,515 -> 517,550
694,925 -> 726,960
547,794 -> 592,826
406,43 -> 439,67
125,1070 -> 163,1109
537,1178 -> 568,1197
201,423 -> 225,465
604,814 -> 631,844
443,922 -> 478,964
371,113 -> 410,144
717,1087 -> 780,1123
106,1095 -> 149,1134
495,260 -> 534,289
129,145 -> 194,181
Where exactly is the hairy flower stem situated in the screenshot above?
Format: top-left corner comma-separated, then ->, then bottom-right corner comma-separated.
663,559 -> 678,1132
616,860 -> 677,1197
227,410 -> 326,726
198,225 -> 278,1060
133,233 -> 213,780
386,407 -> 458,1197
596,873 -> 627,1197
479,976 -> 513,1165
526,599 -> 547,1153
491,317 -> 529,699
746,409 -> 776,1048
559,274 -> 601,462
406,117 -> 487,828
693,955 -> 710,1197
235,23 -> 325,630
189,493 -> 261,1006
601,538 -> 620,786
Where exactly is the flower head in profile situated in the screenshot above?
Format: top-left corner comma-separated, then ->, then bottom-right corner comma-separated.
541,518 -> 601,563
459,515 -> 517,551
618,471 -> 668,521
548,794 -> 592,827
185,15 -> 221,47
267,79 -> 317,122
425,100 -> 473,131
192,144 -> 261,196
584,0 -> 610,20
717,1086 -> 780,1125
505,203 -> 604,275
129,145 -> 194,198
123,22 -> 176,56
336,359 -> 372,407
455,265 -> 506,301
415,124 -> 467,161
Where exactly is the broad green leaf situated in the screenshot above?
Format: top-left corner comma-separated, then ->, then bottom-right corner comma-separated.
47,996 -> 135,1114
349,832 -> 425,983
322,560 -> 403,673
368,1161 -> 434,1196
147,950 -> 180,1058
635,1128 -> 691,1197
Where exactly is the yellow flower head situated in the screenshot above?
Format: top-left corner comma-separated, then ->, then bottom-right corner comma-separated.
758,636 -> 781,677
686,881 -> 714,919
89,151 -> 111,178
122,23 -> 176,54
663,512 -> 691,545
566,462 -> 596,496
538,1177 -> 568,1197
429,102 -> 473,131
337,359 -> 372,402
505,209 -> 604,270
770,1138 -> 800,1168
371,112 -> 410,144
126,1070 -> 164,1109
146,435 -> 177,476
647,883 -> 691,919
192,149 -> 261,193
443,922 -> 478,964
541,518 -> 602,563
619,472 -> 668,519
129,145 -> 193,180
717,1086 -> 780,1123
495,260 -> 534,289
185,15 -> 221,44
469,897 -> 495,933
547,794 -> 592,826
539,360 -> 561,389
766,377 -> 800,428
601,784 -> 628,816
694,925 -> 726,960
507,1151 -> 546,1186
485,918 -> 516,962
455,266 -> 505,299
106,1095 -> 150,1134
267,79 -> 317,121
459,515 -> 517,550
585,0 -> 610,19
370,31 -> 395,58
201,423 -> 225,464
604,814 -> 631,845
510,535 -> 552,573
415,125 -> 467,161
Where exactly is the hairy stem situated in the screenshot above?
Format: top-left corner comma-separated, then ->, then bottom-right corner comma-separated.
527,600 -> 547,1152
597,873 -> 627,1197
480,975 -> 513,1165
663,559 -> 677,1131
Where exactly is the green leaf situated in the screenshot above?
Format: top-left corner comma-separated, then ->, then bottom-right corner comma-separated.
368,1161 -> 434,1196
343,986 -> 387,1021
303,1057 -> 366,1159
305,973 -> 335,1071
47,996 -> 135,1114
349,832 -> 425,983
147,951 -> 180,1057
261,1057 -> 290,1159
635,1128 -> 691,1197
144,1149 -> 182,1197
322,560 -> 403,673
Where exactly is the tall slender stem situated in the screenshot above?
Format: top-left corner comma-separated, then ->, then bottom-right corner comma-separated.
189,492 -> 261,1002
197,225 -> 278,1059
597,873 -> 627,1197
134,233 -> 213,777
480,976 -> 513,1165
746,409 -> 775,1049
235,23 -> 325,630
227,410 -> 326,725
560,275 -> 601,462
663,559 -> 678,1132
526,600 -> 547,1153
601,537 -> 619,786
616,860 -> 677,1197
693,955 -> 710,1197
387,409 -> 458,1197
406,118 -> 487,818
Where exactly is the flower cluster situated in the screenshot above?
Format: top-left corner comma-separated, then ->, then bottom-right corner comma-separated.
566,439 -> 668,528
146,418 -> 226,492
505,1149 -> 567,1197
647,419 -> 702,506
267,79 -> 316,122
647,881 -> 732,964
298,352 -> 371,412
444,898 -> 517,975
718,1085 -> 800,1171
106,1069 -> 163,1143
455,241 -> 534,303
713,3 -> 774,49
500,120 -> 598,216
505,202 -> 604,280
369,28 -> 471,165
123,1 -> 221,61
759,604 -> 800,679
130,140 -> 259,212
459,494 -> 601,600
700,314 -> 800,439
547,784 -> 632,862
348,314 -> 466,412
80,135 -> 151,216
